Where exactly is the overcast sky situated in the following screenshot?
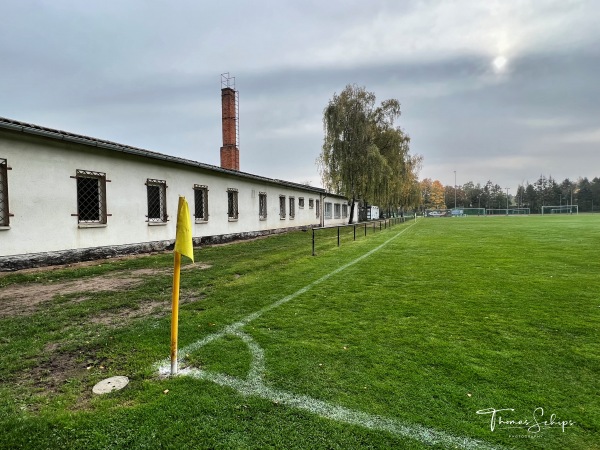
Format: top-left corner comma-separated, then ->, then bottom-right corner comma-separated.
1,0 -> 598,192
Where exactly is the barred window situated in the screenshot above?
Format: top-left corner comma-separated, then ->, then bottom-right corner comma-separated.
316,199 -> 320,218
0,159 -> 9,226
147,179 -> 167,223
227,188 -> 238,220
334,203 -> 341,219
309,198 -> 314,209
289,196 -> 295,219
279,195 -> 286,219
194,185 -> 209,222
325,202 -> 333,219
342,204 -> 349,218
76,170 -> 107,224
259,192 -> 267,220
298,197 -> 305,208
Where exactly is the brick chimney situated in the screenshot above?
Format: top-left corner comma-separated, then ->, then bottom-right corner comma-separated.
220,86 -> 239,171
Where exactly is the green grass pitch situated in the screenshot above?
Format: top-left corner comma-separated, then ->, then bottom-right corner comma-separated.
0,215 -> 598,449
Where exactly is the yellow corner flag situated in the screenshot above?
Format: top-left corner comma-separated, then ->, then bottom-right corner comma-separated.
171,196 -> 194,375
174,196 -> 194,262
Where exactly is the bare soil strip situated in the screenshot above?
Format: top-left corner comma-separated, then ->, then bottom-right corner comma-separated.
0,264 -> 210,317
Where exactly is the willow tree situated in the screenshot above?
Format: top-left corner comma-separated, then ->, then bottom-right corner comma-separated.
375,124 -> 422,214
318,84 -> 420,223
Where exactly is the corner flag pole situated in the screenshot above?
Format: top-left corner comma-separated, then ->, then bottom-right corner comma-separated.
171,251 -> 181,375
171,196 -> 194,375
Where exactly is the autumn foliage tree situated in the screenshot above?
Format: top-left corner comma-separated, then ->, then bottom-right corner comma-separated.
318,84 -> 421,222
430,180 -> 446,208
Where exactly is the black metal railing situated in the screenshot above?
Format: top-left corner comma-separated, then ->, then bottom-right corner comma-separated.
311,216 -> 411,256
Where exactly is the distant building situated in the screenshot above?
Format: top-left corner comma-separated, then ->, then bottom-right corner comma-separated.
0,85 -> 351,270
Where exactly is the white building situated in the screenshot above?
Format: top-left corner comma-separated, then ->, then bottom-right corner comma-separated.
0,111 -> 352,270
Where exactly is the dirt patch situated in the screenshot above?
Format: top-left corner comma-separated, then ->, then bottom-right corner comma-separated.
17,346 -> 110,411
0,264 -> 211,318
182,263 -> 211,271
26,351 -> 88,391
0,274 -> 143,317
88,291 -> 206,327
3,260 -> 211,412
88,299 -> 166,326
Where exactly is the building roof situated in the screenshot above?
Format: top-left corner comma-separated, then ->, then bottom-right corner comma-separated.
0,116 -> 340,196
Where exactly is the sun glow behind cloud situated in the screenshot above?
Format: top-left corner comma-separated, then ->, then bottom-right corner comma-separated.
493,55 -> 508,72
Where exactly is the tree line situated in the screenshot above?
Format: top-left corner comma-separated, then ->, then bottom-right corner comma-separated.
420,175 -> 600,213
316,85 -> 597,218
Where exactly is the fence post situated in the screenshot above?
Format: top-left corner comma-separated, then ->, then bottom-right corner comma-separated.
337,226 -> 340,247
364,223 -> 367,236
312,228 -> 315,256
354,225 -> 356,241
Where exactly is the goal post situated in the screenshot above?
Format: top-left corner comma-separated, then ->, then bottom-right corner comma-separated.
541,205 -> 578,215
486,208 -> 530,215
508,208 -> 530,215
458,208 -> 486,216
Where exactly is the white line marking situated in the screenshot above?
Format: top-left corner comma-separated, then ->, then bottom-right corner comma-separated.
154,222 -> 506,449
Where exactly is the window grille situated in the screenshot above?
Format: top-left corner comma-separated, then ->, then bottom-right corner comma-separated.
76,170 -> 107,224
325,202 -> 333,219
334,203 -> 341,219
298,197 -> 305,208
194,185 -> 209,222
0,159 -> 9,226
259,192 -> 267,220
279,195 -> 286,219
146,179 -> 167,222
342,204 -> 349,218
316,199 -> 320,218
227,188 -> 238,220
309,198 -> 314,209
289,197 -> 295,219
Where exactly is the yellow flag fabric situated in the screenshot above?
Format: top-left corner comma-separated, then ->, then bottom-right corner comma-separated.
174,196 -> 194,262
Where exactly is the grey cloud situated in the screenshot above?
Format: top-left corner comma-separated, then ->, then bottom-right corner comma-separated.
1,0 -> 599,193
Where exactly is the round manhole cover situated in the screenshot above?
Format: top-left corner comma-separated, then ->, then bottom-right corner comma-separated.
92,376 -> 129,395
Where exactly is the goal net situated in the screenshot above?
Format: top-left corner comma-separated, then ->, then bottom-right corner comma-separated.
541,205 -> 578,215
458,208 -> 486,216
486,208 -> 530,215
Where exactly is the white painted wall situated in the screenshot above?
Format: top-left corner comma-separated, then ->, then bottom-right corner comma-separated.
0,130 -> 349,256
